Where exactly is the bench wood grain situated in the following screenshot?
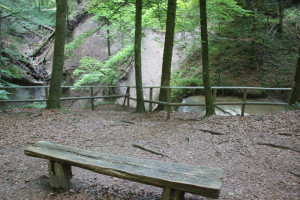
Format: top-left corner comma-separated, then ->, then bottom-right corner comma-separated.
24,141 -> 222,199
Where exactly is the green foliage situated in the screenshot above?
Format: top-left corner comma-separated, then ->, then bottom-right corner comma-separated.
66,0 -> 137,56
2,68 -> 23,79
143,1 -> 167,31
65,27 -> 101,57
285,102 -> 300,111
1,48 -> 25,78
73,56 -> 103,76
0,0 -> 57,87
169,1 -> 298,101
208,0 -> 252,23
87,0 -> 136,45
0,82 -> 11,99
0,0 -> 56,27
208,7 -> 299,88
171,64 -> 203,102
73,44 -> 134,86
22,102 -> 46,109
0,90 -> 10,100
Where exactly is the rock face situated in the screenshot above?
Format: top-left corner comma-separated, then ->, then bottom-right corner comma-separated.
43,15 -> 185,108
64,17 -> 121,75
118,29 -> 183,109
60,16 -> 183,85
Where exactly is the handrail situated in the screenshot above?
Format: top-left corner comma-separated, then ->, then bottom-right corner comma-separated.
0,86 -> 290,119
0,85 -> 130,89
124,86 -> 291,90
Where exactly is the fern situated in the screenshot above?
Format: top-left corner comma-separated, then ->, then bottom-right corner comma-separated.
73,44 -> 134,87
0,90 -> 10,100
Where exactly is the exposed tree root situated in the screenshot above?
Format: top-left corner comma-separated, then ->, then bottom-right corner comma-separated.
257,142 -> 300,153
121,120 -> 135,124
215,106 -> 233,116
29,30 -> 55,57
199,129 -> 225,135
178,117 -> 205,121
288,171 -> 300,178
217,140 -> 230,145
132,144 -> 170,158
278,133 -> 300,137
212,136 -> 222,155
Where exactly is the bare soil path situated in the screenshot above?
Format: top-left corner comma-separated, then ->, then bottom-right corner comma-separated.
0,105 -> 299,200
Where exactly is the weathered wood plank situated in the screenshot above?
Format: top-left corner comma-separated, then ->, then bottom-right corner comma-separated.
48,161 -> 72,189
161,187 -> 185,200
24,141 -> 222,199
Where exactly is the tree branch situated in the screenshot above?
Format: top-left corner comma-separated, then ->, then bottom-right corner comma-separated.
132,144 -> 170,158
199,129 -> 225,135
257,142 -> 300,153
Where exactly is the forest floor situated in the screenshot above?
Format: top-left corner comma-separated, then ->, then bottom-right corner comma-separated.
0,105 -> 299,200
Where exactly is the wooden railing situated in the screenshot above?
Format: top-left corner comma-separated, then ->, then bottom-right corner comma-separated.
0,86 -> 291,119
124,86 -> 291,119
0,86 -> 129,110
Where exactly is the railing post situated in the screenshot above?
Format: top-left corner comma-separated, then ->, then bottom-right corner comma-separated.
167,87 -> 171,120
149,87 -> 153,112
286,90 -> 290,103
127,87 -> 130,107
90,87 -> 94,110
213,88 -> 217,107
45,87 -> 49,101
241,89 -> 247,116
123,87 -> 129,107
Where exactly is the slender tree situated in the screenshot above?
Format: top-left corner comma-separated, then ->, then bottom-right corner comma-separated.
156,0 -> 177,111
250,1 -> 257,69
0,9 -> 2,82
134,0 -> 146,113
106,22 -> 111,57
278,0 -> 284,33
289,46 -> 300,105
46,0 -> 67,109
199,0 -> 214,116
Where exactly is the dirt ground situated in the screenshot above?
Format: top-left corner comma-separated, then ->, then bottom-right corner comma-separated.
0,105 -> 299,200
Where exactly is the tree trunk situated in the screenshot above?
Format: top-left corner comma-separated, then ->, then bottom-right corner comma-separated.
250,1 -> 257,69
33,0 -> 37,9
156,0 -> 177,111
289,46 -> 300,105
134,0 -> 146,113
30,30 -> 55,57
107,23 -> 111,57
278,0 -> 284,33
199,0 -> 214,116
46,0 -> 67,109
0,9 -> 2,82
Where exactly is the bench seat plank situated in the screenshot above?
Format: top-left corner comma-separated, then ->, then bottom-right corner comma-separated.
24,141 -> 222,199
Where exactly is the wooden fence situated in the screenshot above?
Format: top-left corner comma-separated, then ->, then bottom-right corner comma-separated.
0,86 -> 291,119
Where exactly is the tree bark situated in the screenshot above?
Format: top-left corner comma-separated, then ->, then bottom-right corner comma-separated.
251,3 -> 257,69
0,9 -> 2,82
33,0 -> 37,9
288,46 -> 300,105
30,30 -> 55,57
134,0 -> 146,113
107,23 -> 111,57
156,0 -> 177,111
278,0 -> 284,33
46,0 -> 67,109
199,0 -> 214,116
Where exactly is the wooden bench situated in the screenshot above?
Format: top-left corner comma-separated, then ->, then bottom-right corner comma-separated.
24,141 -> 222,199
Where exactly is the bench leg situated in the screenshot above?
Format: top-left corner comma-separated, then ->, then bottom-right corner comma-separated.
48,160 -> 72,189
161,187 -> 185,200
